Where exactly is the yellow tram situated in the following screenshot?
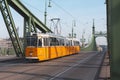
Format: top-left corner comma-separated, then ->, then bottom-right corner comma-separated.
25,33 -> 80,61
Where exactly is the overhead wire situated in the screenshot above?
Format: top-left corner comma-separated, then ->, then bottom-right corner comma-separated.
51,0 -> 76,20
20,0 -> 76,29
21,0 -> 76,20
21,0 -> 44,14
21,0 -> 55,19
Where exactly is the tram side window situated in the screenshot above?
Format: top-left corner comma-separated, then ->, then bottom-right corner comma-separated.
59,39 -> 64,46
50,38 -> 53,46
77,41 -> 80,45
65,40 -> 69,46
68,40 -> 72,46
74,41 -> 80,46
70,40 -> 72,46
50,37 -> 59,46
43,38 -> 49,46
38,39 -> 42,47
55,38 -> 59,45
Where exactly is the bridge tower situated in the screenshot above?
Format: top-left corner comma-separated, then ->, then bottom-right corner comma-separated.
92,19 -> 97,51
81,19 -> 97,51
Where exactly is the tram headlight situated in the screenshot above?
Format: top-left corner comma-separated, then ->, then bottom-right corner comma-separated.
29,52 -> 33,56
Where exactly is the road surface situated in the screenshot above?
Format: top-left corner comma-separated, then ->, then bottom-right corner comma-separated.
0,51 -> 105,80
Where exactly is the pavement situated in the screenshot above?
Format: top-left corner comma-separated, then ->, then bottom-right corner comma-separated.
0,55 -> 17,62
98,52 -> 110,80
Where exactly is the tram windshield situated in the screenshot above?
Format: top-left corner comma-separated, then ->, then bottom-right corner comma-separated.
26,36 -> 38,46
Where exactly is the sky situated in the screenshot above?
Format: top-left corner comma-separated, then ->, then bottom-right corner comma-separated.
0,0 -> 107,45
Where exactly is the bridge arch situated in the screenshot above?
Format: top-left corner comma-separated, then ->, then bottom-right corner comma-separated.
81,19 -> 107,51
96,37 -> 107,45
95,31 -> 107,45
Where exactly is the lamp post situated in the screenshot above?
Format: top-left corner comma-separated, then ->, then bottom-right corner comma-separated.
68,20 -> 76,38
44,0 -> 51,25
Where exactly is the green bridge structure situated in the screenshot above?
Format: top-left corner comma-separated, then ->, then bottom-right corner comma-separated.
81,20 -> 107,51
1,0 -> 120,79
0,0 -> 52,57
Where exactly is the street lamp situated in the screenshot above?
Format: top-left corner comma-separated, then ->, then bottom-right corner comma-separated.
68,20 -> 76,38
44,0 -> 52,25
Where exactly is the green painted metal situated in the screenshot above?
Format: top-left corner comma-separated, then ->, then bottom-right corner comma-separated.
7,0 -> 52,33
107,0 -> 120,79
81,20 -> 97,51
0,0 -> 23,57
0,0 -> 52,57
81,32 -> 107,51
81,35 -> 97,51
23,17 -> 37,55
81,19 -> 107,51
24,17 -> 37,36
7,0 -> 52,55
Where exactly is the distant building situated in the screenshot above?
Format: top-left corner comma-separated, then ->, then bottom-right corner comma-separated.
0,38 -> 13,49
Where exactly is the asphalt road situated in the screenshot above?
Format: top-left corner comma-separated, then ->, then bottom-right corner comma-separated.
0,51 -> 105,80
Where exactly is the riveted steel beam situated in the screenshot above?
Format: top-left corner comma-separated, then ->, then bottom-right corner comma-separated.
0,0 -> 23,57
7,0 -> 52,33
107,0 -> 120,79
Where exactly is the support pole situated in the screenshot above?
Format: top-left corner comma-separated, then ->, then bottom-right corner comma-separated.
107,0 -> 120,79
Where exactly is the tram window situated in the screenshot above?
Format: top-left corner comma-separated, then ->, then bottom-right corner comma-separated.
60,39 -> 64,46
47,38 -> 50,46
66,41 -> 69,46
38,39 -> 42,47
56,38 -> 59,45
74,41 -> 80,46
49,38 -> 52,46
56,40 -> 59,45
43,38 -> 49,46
70,40 -> 72,46
49,38 -> 51,46
73,41 -> 76,46
31,37 -> 37,46
76,41 -> 80,45
26,37 -> 38,46
50,37 -> 59,46
26,37 -> 30,46
68,41 -> 71,46
73,41 -> 75,46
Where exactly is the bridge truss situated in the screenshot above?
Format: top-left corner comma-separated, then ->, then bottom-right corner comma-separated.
0,0 -> 52,57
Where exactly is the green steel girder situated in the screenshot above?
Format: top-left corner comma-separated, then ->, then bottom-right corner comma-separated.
0,0 -> 52,57
6,0 -> 52,55
81,35 -> 97,51
23,17 -> 37,51
0,0 -> 23,57
24,17 -> 37,36
7,0 -> 52,33
81,20 -> 97,51
107,0 -> 120,79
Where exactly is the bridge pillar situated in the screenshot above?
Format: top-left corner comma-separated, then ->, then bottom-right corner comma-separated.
92,19 -> 97,51
107,0 -> 120,79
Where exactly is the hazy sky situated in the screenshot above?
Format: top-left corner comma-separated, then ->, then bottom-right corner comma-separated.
0,0 -> 107,45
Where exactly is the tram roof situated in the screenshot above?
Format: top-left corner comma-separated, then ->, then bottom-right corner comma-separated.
32,33 -> 65,38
